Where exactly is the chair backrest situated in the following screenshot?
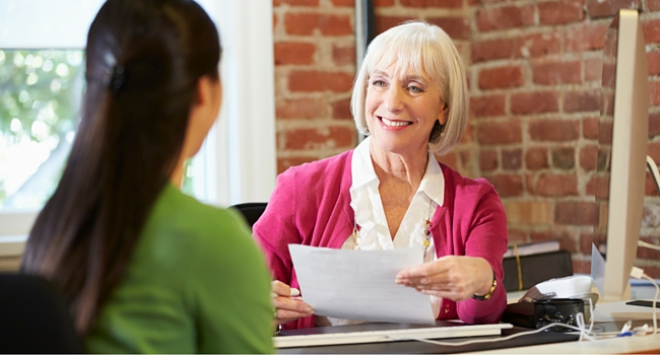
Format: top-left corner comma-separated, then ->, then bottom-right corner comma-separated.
230,202 -> 268,230
0,273 -> 85,353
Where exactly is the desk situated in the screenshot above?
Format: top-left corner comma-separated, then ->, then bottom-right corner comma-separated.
477,301 -> 660,353
278,301 -> 660,354
476,333 -> 660,354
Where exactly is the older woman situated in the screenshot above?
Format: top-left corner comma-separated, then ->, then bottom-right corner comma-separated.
254,21 -> 508,330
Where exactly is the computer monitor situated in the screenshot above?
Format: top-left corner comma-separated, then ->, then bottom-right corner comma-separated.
592,9 -> 649,302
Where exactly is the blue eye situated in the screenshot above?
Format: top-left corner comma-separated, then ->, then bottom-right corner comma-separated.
372,80 -> 386,87
409,86 -> 423,93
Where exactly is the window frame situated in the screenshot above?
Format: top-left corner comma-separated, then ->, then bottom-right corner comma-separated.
0,0 -> 276,255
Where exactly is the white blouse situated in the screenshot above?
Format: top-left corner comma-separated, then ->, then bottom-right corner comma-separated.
316,137 -> 445,327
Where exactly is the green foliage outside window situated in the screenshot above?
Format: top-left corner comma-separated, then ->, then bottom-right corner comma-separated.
0,49 -> 84,209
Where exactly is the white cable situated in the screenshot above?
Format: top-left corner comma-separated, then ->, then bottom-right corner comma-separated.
586,297 -> 595,336
389,298 -> 605,347
638,240 -> 660,251
641,273 -> 659,334
388,319 -> 598,346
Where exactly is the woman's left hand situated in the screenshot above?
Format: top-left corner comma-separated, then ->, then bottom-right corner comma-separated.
395,256 -> 493,302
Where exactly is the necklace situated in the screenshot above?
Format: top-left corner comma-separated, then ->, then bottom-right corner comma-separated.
352,197 -> 436,251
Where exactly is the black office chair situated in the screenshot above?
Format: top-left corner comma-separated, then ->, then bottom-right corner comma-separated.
0,273 -> 85,353
230,202 -> 268,230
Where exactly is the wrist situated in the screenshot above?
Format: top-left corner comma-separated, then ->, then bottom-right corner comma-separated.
472,271 -> 497,301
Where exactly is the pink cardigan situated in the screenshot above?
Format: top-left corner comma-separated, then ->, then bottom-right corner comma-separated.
254,150 -> 508,330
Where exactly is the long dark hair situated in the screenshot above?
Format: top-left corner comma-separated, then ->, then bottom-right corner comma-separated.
21,0 -> 221,334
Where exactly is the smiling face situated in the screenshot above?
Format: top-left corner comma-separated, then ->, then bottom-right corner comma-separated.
365,65 -> 447,158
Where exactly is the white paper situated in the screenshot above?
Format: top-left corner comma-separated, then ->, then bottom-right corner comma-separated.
288,244 -> 436,325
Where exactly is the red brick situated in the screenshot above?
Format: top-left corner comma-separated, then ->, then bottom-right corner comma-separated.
583,117 -> 599,140
460,123 -> 473,144
332,44 -> 355,66
459,149 -> 472,168
525,173 -> 536,194
579,232 -> 594,255
526,147 -> 549,170
598,121 -> 612,144
289,70 -> 354,92
566,23 -> 608,52
514,33 -> 561,58
331,0 -> 354,6
585,57 -> 602,82
478,66 -> 524,90
437,152 -> 458,170
502,148 -> 522,170
648,142 -> 660,164
586,175 -> 609,198
538,0 -> 584,25
471,38 -> 514,63
646,172 -> 657,196
276,98 -> 327,119
640,266 -> 660,279
274,13 -> 279,29
643,19 -> 660,44
470,95 -> 506,118
274,0 -> 319,5
375,16 -> 416,34
479,150 -> 498,171
648,51 -> 660,76
536,174 -> 578,196
400,0 -> 463,7
564,90 -> 600,113
477,121 -> 523,145
277,156 -> 317,174
374,0 -> 395,5
476,5 -> 535,32
649,0 -> 660,11
580,145 -> 598,171
427,17 -> 471,40
274,42 -> 316,66
586,0 -> 641,18
511,92 -> 559,114
332,98 -> 352,119
508,229 -> 528,244
650,111 -> 660,138
650,80 -> 660,106
532,61 -> 581,85
284,13 -> 353,36
572,260 -> 591,275
285,125 -> 355,150
529,119 -> 579,142
637,237 -> 660,259
531,230 -> 576,253
555,201 -> 597,225
484,174 -> 524,197
551,147 -> 575,170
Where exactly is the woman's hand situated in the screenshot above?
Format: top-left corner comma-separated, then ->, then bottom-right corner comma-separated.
272,280 -> 314,326
395,256 -> 493,302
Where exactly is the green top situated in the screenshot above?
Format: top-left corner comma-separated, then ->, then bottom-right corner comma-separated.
85,183 -> 275,354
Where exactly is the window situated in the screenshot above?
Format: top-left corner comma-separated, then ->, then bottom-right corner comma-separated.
0,0 -> 276,257
0,49 -> 84,210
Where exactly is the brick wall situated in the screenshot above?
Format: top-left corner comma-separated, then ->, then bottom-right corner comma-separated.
272,0 -> 660,278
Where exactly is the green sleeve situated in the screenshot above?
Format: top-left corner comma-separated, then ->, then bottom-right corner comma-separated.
190,208 -> 275,354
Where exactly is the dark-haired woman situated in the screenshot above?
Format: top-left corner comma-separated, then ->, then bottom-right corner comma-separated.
20,0 -> 274,353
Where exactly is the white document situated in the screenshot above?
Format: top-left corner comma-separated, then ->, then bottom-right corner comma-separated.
288,244 -> 436,325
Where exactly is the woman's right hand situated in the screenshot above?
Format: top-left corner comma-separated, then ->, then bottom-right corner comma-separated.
272,280 -> 314,325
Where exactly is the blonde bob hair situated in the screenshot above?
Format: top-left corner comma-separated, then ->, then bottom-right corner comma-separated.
350,21 -> 468,156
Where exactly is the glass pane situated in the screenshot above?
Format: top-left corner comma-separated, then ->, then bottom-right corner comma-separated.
0,49 -> 84,210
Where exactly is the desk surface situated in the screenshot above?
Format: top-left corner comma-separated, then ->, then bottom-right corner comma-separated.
476,333 -> 660,354
478,300 -> 660,354
279,301 -> 660,354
